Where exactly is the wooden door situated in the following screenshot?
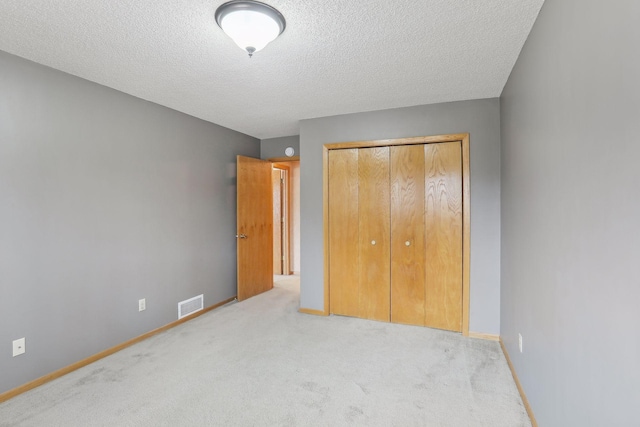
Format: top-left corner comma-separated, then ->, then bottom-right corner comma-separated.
328,149 -> 360,316
237,156 -> 273,301
324,134 -> 470,334
358,147 -> 390,321
424,142 -> 463,331
390,145 -> 426,326
327,140 -> 464,330
272,168 -> 283,275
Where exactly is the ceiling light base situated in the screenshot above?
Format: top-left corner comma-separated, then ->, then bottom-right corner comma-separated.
215,0 -> 286,57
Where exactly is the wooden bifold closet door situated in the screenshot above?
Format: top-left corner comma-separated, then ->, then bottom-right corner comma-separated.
390,145 -> 426,326
358,147 -> 391,321
328,141 -> 463,332
328,148 -> 360,317
423,142 -> 463,331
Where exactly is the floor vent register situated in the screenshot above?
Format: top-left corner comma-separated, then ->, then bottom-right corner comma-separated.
178,294 -> 204,319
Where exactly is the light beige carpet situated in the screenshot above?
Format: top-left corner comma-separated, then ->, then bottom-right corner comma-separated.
0,276 -> 530,426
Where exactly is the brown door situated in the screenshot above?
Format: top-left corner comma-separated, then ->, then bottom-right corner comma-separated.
325,136 -> 469,333
390,145 -> 426,326
424,142 -> 463,331
328,148 -> 360,316
237,156 -> 273,301
329,147 -> 391,321
357,147 -> 391,321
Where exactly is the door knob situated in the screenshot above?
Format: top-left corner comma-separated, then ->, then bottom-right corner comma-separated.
236,234 -> 247,239
371,240 -> 376,245
405,241 -> 411,246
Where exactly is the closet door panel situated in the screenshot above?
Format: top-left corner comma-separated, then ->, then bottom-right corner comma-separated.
358,147 -> 390,321
424,142 -> 463,331
328,149 -> 360,317
390,145 -> 426,326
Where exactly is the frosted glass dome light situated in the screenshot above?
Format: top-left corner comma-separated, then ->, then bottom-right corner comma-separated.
215,1 -> 286,57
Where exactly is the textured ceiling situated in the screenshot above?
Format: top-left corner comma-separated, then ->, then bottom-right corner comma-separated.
0,0 -> 544,139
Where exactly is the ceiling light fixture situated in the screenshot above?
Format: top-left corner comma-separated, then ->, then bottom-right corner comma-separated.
215,0 -> 286,58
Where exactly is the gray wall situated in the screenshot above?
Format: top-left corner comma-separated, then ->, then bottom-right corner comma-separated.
299,99 -> 501,334
260,135 -> 300,160
0,51 -> 259,394
500,1 -> 640,425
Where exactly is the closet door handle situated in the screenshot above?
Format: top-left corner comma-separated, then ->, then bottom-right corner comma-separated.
405,241 -> 411,246
371,240 -> 376,245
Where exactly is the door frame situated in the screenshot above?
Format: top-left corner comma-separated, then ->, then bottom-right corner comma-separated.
322,134 -> 471,336
271,163 -> 290,275
268,156 -> 300,276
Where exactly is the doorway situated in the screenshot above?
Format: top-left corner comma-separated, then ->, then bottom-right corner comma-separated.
271,159 -> 300,277
235,155 -> 300,302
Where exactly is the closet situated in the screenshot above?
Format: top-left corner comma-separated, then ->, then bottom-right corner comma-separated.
326,135 -> 468,333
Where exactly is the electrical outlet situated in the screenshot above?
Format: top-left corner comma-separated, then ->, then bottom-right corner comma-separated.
138,298 -> 146,312
13,338 -> 26,357
518,333 -> 523,353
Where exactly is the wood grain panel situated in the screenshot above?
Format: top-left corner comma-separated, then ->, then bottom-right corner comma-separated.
424,142 -> 463,331
358,147 -> 390,321
390,145 -> 426,326
237,156 -> 273,301
272,168 -> 282,274
328,149 -> 359,316
324,134 -> 470,333
462,134 -> 471,336
323,148 -> 330,314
